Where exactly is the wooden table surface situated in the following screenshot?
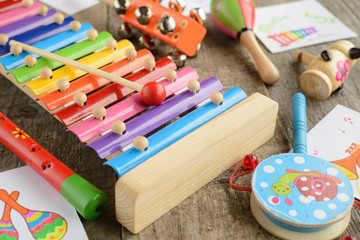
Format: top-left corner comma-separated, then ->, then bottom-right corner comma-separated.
1,0 -> 360,239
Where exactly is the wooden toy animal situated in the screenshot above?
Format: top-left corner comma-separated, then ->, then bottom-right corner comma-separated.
210,0 -> 280,85
0,1 -> 279,233
294,40 -> 360,100
251,93 -> 353,239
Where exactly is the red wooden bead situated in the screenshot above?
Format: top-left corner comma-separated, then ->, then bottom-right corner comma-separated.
243,154 -> 258,170
343,236 -> 358,240
141,82 -> 166,106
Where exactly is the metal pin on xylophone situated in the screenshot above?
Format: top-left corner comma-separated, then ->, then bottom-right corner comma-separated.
0,0 -> 278,233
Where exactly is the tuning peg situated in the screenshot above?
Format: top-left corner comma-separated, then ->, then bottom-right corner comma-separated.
70,21 -> 82,32
168,0 -> 186,12
210,92 -> 223,105
157,16 -> 176,35
190,8 -> 206,25
92,106 -> 106,120
165,69 -> 177,82
23,0 -> 34,8
0,34 -> 8,46
37,5 -> 48,16
87,29 -> 98,41
133,136 -> 148,151
135,6 -> 152,25
113,0 -> 130,15
10,45 -> 23,56
187,80 -> 200,93
53,12 -> 65,25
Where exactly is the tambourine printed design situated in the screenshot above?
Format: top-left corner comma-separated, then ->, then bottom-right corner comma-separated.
253,153 -> 353,225
271,169 -> 340,205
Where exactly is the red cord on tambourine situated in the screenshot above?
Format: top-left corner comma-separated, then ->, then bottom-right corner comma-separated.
354,198 -> 360,211
229,154 -> 259,192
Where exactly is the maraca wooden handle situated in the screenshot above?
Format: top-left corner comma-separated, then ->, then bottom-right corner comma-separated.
240,31 -> 280,85
0,190 -> 27,215
292,93 -> 307,154
1,191 -> 19,222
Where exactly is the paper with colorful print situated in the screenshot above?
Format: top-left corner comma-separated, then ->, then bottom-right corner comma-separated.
253,0 -> 356,53
305,105 -> 360,199
0,166 -> 88,240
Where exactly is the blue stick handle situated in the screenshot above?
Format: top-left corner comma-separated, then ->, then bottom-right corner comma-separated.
292,93 -> 307,154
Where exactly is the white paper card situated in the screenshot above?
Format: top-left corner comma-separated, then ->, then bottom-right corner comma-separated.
254,0 -> 356,53
0,166 -> 88,240
306,105 -> 360,199
39,0 -> 99,15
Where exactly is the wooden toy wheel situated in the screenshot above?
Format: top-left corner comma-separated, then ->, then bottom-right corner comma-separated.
299,69 -> 332,100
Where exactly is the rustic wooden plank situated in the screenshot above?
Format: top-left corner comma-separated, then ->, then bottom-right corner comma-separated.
0,0 -> 360,239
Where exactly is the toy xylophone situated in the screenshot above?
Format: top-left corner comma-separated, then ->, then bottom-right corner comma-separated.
0,1 -> 278,233
101,0 -> 207,67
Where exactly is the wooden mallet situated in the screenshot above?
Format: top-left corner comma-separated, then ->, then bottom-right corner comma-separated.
9,40 -> 166,106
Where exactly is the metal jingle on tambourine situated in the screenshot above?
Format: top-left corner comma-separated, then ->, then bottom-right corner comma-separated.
190,8 -> 207,25
157,15 -> 176,35
167,48 -> 186,68
138,34 -> 156,49
118,22 -> 132,38
168,0 -> 186,13
113,0 -> 130,15
135,6 -> 152,25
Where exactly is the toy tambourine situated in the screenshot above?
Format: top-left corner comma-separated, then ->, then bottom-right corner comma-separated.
251,93 -> 353,239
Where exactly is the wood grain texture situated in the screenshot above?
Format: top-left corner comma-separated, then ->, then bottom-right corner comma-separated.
115,93 -> 277,233
0,0 -> 360,239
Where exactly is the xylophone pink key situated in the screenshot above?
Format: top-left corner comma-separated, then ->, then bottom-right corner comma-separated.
0,0 -> 22,13
87,76 -> 223,158
0,1 -> 42,28
54,58 -> 177,126
0,8 -> 56,39
68,66 -> 198,142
